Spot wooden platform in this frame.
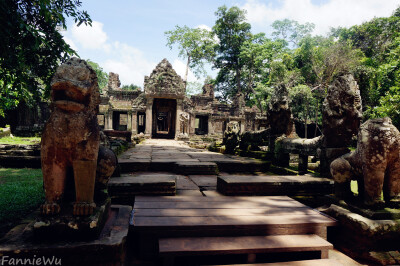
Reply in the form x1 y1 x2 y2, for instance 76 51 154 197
108 174 176 204
217 175 334 196
159 235 333 265
215 258 343 265
131 196 337 262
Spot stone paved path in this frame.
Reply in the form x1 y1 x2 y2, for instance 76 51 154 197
118 139 267 196
119 139 363 266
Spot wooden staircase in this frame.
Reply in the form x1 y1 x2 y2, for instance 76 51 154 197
130 196 338 265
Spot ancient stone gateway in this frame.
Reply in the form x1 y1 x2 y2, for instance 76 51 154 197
144 59 185 139
98 58 268 140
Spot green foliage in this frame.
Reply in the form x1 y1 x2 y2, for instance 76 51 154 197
0 168 44 226
335 11 400 120
213 5 251 99
0 136 41 145
87 60 108 92
121 84 141 91
369 86 400 129
272 19 315 46
0 0 91 117
165 25 216 80
240 34 286 112
186 81 203 96
288 84 314 121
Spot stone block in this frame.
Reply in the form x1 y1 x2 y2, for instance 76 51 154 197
0 206 131 266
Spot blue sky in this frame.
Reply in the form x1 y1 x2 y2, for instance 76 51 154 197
62 0 399 87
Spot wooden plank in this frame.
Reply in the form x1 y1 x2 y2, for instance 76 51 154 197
158 234 332 256
133 214 336 228
212 259 342 266
133 200 307 209
134 195 295 202
218 175 333 183
134 207 320 217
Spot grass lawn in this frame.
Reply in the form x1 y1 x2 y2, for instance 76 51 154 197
0 136 41 145
0 168 44 236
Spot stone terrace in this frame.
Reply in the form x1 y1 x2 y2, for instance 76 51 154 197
110 139 360 265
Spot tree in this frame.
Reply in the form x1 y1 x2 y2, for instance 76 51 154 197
0 0 91 116
370 86 400 129
272 19 315 47
87 60 108 92
121 84 141 91
185 81 203 96
165 25 216 83
239 33 286 112
213 5 251 99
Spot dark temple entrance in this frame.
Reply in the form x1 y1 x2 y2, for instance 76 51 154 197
152 98 176 139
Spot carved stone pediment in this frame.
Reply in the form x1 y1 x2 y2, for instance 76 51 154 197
144 59 185 99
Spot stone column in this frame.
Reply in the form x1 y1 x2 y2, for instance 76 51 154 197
105 111 113 130
131 111 137 135
190 114 196 135
175 99 183 138
240 119 245 133
145 98 153 137
208 117 213 135
298 154 309 175
127 111 132 132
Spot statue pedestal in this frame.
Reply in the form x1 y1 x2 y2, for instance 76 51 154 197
33 198 111 240
319 147 350 176
0 205 130 266
324 204 400 265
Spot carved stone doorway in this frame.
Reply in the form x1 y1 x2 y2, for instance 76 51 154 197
152 98 176 139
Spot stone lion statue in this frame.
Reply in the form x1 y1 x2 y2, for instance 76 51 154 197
223 121 240 154
331 117 400 208
322 74 362 147
41 58 115 216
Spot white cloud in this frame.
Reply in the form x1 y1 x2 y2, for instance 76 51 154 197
197 24 212 31
172 59 199 83
63 36 78 51
71 21 109 50
241 0 399 35
63 20 157 87
102 42 156 87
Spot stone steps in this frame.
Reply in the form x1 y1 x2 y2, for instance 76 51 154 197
118 158 270 175
108 174 176 204
217 174 334 196
131 196 337 260
214 258 342 266
0 155 41 168
158 234 333 266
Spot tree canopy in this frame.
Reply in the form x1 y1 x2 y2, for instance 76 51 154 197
87 60 108 92
165 4 400 131
0 0 91 116
165 25 216 83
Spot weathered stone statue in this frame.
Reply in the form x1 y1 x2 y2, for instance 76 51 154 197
267 83 295 137
331 117 400 208
322 74 362 147
223 121 240 154
320 74 362 175
202 83 214 98
40 58 114 217
179 112 190 135
266 84 295 154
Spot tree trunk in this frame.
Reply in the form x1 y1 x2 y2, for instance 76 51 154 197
184 55 191 90
314 101 318 138
305 100 308 139
235 67 241 94
247 64 263 114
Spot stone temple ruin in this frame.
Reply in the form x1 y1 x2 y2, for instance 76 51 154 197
3 57 400 265
98 59 267 139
